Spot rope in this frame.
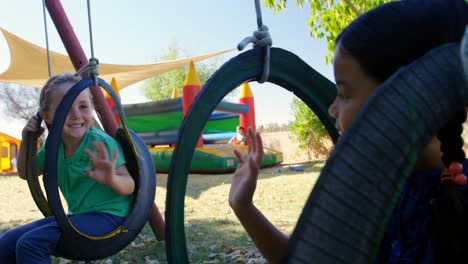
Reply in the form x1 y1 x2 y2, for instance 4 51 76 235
75 58 100 86
42 0 52 77
237 0 272 83
80 0 99 86
254 0 263 28
87 0 95 59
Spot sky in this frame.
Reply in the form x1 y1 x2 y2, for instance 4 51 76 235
0 0 334 139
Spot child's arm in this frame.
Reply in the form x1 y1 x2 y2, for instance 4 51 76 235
18 115 44 180
229 127 288 263
84 141 135 195
240 134 246 145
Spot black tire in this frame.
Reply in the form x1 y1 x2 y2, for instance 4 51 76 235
165 47 338 263
26 126 53 217
43 78 156 260
285 44 467 263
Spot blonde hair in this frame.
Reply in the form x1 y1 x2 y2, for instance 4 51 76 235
39 73 85 113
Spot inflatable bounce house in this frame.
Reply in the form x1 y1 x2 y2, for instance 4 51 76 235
0 28 282 175
0 131 20 174
122 62 283 173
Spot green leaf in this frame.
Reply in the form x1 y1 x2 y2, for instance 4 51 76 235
264 0 393 64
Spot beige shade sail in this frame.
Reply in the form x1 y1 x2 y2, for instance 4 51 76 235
0 28 233 89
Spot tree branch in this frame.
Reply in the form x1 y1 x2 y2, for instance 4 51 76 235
343 0 361 16
0 84 38 121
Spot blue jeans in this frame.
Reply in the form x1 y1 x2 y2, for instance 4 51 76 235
0 212 125 264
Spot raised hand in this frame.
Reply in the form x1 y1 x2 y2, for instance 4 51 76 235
229 127 264 210
22 115 44 138
84 141 118 188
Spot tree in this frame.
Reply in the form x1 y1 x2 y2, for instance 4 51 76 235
142 40 229 101
0 83 45 145
0 83 39 121
265 0 392 63
288 97 331 159
257 122 290 133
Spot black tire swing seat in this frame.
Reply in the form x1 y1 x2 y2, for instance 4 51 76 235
26 77 156 261
284 43 468 263
166 43 468 263
165 47 339 263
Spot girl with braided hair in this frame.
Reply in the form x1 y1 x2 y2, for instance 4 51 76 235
229 0 468 263
0 73 135 263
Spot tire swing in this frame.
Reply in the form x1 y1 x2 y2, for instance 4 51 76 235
284 43 468 263
25 125 54 217
26 77 156 260
165 45 339 263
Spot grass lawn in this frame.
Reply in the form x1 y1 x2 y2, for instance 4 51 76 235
0 161 323 263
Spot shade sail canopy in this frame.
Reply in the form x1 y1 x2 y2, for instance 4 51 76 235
0 28 233 89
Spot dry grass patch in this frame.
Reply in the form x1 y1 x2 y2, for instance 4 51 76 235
0 161 323 263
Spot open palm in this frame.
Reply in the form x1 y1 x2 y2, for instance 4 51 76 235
84 141 118 187
229 127 264 210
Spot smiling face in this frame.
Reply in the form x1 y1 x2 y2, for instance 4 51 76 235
42 81 94 144
328 43 381 135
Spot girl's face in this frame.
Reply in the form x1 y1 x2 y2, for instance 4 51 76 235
328 44 381 135
43 82 94 142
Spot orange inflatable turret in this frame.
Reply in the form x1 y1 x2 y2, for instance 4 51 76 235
239 82 256 133
105 77 121 125
182 61 203 147
171 87 180 99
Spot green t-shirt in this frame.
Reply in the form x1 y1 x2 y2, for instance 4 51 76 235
38 128 133 217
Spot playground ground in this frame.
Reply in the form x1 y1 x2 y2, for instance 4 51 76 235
0 132 326 263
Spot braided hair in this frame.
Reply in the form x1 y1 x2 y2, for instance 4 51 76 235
335 0 468 262
39 73 87 128
39 73 81 114
434 110 467 262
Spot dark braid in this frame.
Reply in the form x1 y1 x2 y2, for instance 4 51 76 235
335 0 468 262
434 110 468 263
438 111 467 166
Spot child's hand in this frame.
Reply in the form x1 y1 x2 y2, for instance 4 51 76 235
84 141 118 188
229 127 264 211
22 115 44 138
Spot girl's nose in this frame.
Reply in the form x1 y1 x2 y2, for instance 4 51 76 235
328 98 338 118
68 107 79 119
